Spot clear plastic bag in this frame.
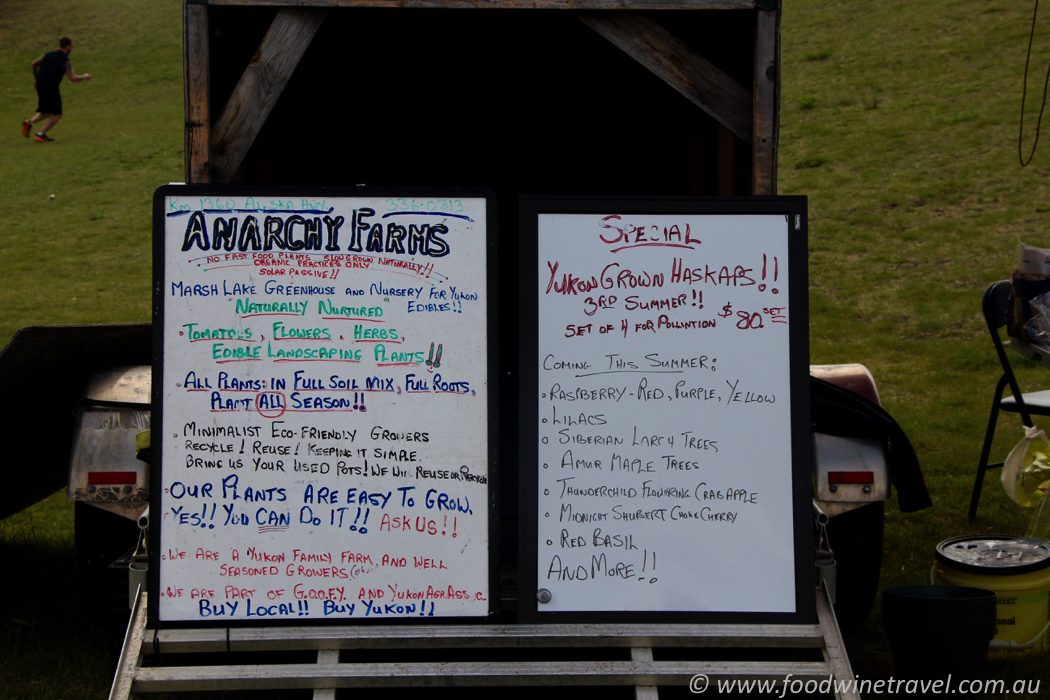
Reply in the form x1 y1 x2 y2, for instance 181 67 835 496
1011 241 1050 339
1025 291 1050 353
1001 426 1050 539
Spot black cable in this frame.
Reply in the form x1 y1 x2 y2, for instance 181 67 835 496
1020 0 1050 166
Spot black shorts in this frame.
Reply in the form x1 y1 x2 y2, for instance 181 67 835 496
36 83 62 115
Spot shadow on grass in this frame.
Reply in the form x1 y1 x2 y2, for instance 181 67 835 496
0 538 117 699
843 610 1049 700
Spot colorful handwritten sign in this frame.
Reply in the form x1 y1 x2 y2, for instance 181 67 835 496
150 187 494 625
520 197 812 621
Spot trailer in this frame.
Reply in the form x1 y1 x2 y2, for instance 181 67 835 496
0 4 930 691
21 0 782 613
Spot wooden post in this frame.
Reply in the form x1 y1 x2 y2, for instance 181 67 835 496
184 1 210 184
752 6 780 195
630 647 660 700
313 650 340 700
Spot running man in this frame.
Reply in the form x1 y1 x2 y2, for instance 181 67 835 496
22 37 92 143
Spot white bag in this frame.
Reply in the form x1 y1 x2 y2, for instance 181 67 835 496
1002 425 1050 508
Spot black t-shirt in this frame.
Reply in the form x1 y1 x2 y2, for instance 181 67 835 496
35 50 68 87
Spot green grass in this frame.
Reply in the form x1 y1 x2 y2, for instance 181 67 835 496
780 0 1050 691
3 0 1050 697
780 0 1050 535
0 493 121 697
0 0 182 344
0 1 182 697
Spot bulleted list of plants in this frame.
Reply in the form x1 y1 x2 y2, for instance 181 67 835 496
152 187 493 624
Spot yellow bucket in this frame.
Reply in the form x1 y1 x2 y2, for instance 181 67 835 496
933 536 1050 653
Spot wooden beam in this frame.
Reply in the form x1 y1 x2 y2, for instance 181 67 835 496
108 591 148 700
209 8 326 182
184 1 211 184
752 7 779 194
630 648 660 700
150 622 826 651
580 13 752 142
817 587 861 700
132 660 833 692
313 649 340 700
203 1 758 10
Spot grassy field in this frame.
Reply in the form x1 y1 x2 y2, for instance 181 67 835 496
780 1 1050 581
3 0 1050 697
0 1 182 697
0 0 182 342
778 0 1050 692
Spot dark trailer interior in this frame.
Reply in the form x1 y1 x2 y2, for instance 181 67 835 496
186 0 783 614
190 2 780 196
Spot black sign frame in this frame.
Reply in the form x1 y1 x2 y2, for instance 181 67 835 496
149 184 500 628
517 195 813 624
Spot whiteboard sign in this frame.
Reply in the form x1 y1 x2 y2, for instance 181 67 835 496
150 186 495 625
519 196 812 622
